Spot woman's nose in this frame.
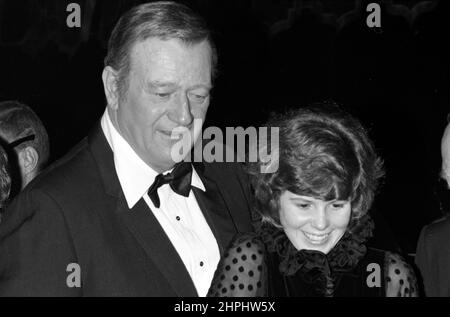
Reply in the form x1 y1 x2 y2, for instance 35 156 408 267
311 208 329 230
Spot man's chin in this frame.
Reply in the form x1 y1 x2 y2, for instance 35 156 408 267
153 149 190 169
160 140 194 163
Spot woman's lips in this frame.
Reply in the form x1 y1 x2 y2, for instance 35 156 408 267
302 231 330 245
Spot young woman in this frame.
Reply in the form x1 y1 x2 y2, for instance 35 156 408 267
208 104 418 297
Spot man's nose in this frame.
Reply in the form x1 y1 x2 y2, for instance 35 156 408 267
311 208 329 231
168 93 193 127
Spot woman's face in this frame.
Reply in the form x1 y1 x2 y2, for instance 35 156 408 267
279 191 352 254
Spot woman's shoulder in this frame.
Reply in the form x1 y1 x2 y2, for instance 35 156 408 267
382 250 419 297
224 232 267 265
228 232 266 249
208 232 267 297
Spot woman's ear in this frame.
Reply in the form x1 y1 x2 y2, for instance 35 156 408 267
102 66 120 110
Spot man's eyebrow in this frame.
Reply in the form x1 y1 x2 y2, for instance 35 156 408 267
189 84 213 90
147 82 213 90
147 81 179 90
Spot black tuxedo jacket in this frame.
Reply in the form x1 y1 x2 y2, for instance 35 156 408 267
0 124 253 296
415 217 450 297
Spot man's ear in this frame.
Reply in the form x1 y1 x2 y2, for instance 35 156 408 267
18 146 39 175
102 66 120 110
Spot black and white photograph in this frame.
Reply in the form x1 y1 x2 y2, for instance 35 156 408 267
0 0 449 302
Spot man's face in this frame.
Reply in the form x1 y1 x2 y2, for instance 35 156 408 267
109 38 212 172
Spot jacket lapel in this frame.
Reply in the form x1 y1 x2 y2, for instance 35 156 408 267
117 196 198 297
192 185 236 255
88 122 197 296
193 163 243 255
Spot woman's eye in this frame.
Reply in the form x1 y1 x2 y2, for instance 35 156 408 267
331 203 345 209
297 204 311 209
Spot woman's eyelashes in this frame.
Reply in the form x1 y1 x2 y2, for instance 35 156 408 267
294 201 348 211
295 202 312 210
331 202 346 209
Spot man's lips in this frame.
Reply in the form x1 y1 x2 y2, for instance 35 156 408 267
157 129 185 139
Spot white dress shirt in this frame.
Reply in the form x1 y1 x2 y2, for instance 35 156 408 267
101 109 220 297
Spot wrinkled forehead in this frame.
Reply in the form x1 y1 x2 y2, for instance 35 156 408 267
130 37 212 70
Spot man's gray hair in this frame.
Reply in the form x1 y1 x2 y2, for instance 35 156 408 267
104 1 217 99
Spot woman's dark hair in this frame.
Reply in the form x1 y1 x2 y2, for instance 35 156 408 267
248 102 384 227
0 144 11 211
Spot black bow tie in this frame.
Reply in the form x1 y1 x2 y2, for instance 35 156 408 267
147 162 193 208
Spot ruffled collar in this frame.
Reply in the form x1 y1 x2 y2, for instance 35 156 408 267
255 214 374 296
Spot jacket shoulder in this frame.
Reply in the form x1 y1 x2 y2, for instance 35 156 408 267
25 139 101 196
420 217 450 243
1 137 102 233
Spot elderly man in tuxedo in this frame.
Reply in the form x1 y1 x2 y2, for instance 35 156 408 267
0 2 252 296
415 122 450 296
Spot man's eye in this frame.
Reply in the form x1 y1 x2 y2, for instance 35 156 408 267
331 203 345 209
188 93 208 103
296 204 311 209
154 92 171 98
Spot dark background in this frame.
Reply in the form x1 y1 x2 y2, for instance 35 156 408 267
0 0 449 254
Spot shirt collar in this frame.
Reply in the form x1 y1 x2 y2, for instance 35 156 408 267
101 109 205 209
